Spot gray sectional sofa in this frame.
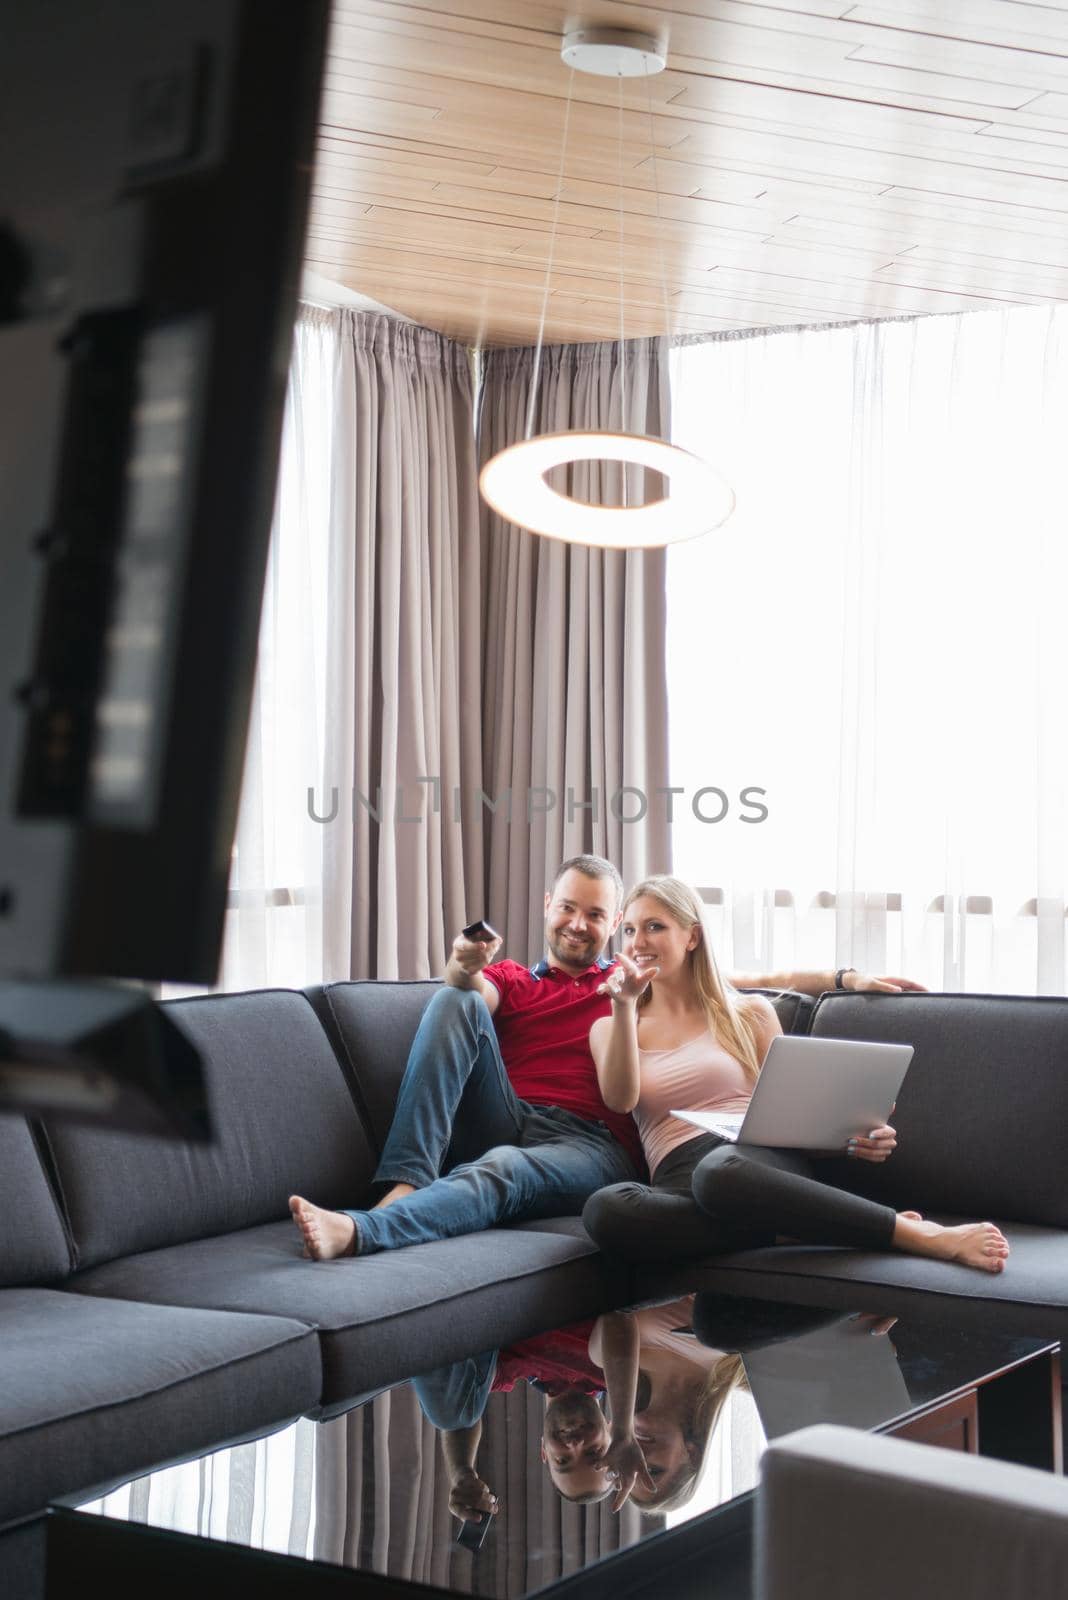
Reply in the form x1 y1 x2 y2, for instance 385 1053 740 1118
1 980 630 1539
3 978 1067 1554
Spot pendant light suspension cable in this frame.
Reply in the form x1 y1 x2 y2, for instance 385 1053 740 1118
617 69 628 478
524 66 576 443
642 56 676 348
479 26 735 550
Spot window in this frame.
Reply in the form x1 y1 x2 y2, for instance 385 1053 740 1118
667 307 1068 992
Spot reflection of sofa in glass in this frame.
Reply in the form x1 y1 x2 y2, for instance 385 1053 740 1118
755 1424 1068 1600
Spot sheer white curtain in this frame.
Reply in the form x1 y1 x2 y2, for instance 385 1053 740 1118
668 305 1068 994
215 309 336 992
202 305 483 995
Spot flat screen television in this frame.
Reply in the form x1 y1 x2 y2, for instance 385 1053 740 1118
0 0 329 985
0 0 329 1128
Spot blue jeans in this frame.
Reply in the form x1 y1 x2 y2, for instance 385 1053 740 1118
413 1350 499 1432
341 987 635 1254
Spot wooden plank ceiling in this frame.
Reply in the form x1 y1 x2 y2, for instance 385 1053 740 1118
305 0 1068 346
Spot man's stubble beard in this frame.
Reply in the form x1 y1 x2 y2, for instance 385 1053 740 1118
545 928 603 973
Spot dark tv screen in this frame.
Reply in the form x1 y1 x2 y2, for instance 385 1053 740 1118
0 0 329 985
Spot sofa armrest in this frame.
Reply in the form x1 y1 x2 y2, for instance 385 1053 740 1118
755 1424 1068 1600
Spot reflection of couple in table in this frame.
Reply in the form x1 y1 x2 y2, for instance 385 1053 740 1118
415 1294 906 1532
417 1317 627 1524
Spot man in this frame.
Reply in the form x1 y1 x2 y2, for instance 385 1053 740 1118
290 853 921 1259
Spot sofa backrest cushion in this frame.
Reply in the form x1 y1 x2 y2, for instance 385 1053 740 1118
0 1116 73 1285
44 989 377 1270
308 981 439 1153
309 980 814 1157
747 989 816 1037
810 992 1068 1227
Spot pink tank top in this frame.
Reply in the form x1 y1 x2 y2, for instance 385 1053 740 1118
635 1029 752 1178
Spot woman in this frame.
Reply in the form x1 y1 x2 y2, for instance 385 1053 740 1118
590 1296 746 1515
582 876 1009 1273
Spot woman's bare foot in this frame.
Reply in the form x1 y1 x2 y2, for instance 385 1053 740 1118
374 1182 416 1210
893 1213 1009 1273
899 1210 923 1222
289 1195 357 1260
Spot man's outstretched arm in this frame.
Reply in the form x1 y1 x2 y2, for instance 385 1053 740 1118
443 931 502 1013
441 1421 499 1525
730 968 927 996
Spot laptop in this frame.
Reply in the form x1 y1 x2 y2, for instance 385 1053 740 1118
671 1034 914 1150
741 1313 914 1438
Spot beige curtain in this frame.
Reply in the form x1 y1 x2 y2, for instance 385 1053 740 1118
312 1381 650 1592
479 337 672 959
216 316 671 992
322 310 485 979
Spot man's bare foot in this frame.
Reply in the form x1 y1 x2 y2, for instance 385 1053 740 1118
894 1214 1009 1273
289 1195 357 1260
373 1182 416 1210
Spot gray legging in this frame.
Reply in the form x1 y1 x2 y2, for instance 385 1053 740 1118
582 1132 898 1264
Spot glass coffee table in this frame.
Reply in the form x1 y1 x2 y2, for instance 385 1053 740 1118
45 1289 1062 1600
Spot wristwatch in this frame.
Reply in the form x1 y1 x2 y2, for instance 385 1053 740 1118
834 966 856 990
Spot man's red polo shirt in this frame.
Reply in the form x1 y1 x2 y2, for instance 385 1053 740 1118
492 1318 603 1396
483 957 643 1170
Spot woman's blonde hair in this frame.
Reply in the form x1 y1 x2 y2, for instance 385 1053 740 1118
623 875 763 1082
637 1355 748 1515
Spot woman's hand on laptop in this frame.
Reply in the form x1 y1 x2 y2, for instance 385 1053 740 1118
846 1124 897 1162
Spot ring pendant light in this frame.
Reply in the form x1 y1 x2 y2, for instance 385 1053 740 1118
478 27 735 550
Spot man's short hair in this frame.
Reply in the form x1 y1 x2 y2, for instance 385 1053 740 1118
551 854 624 911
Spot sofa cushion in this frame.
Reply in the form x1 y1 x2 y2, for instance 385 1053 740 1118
0 1288 320 1527
633 1220 1068 1344
0 1117 72 1286
69 1216 629 1412
307 980 439 1152
308 981 813 1157
808 992 1068 1228
44 989 377 1270
748 989 817 1037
